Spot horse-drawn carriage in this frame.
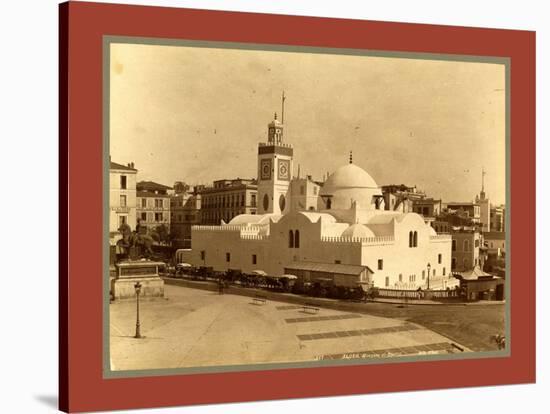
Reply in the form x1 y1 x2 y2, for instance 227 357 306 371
217 269 297 291
174 262 193 277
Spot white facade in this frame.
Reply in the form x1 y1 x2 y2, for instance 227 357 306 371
289 177 321 212
182 123 454 290
109 161 137 244
185 208 453 290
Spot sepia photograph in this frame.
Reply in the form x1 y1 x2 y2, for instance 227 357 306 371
106 38 508 374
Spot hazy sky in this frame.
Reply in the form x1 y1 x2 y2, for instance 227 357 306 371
110 42 506 204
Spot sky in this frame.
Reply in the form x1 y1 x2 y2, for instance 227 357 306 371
110 42 506 205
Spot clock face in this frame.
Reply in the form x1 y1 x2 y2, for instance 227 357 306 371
277 159 290 181
260 159 272 180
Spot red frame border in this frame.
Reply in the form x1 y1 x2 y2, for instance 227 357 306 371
59 1 536 412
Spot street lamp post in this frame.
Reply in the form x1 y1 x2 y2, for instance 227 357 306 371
134 282 142 339
427 263 431 290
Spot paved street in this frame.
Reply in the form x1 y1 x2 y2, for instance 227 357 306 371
110 285 468 371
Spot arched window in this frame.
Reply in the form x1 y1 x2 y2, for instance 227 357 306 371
279 194 286 212
263 194 269 211
464 239 470 252
294 230 300 248
409 231 413 248
289 230 294 248
326 198 332 209
413 231 418 247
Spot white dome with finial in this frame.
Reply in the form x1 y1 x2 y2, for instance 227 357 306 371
319 162 381 211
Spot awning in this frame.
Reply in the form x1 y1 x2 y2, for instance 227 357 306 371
453 266 493 280
284 261 373 275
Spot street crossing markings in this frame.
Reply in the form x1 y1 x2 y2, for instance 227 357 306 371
285 313 362 324
297 323 420 341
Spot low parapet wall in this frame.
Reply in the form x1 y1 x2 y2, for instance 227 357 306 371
321 235 395 245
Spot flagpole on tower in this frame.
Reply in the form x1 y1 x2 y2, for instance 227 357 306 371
281 91 286 124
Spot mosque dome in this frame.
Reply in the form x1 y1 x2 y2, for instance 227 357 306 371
324 164 379 190
319 163 382 211
341 223 376 238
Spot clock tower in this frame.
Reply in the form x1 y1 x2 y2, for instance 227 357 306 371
257 113 293 215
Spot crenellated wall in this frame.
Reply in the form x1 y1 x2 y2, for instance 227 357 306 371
183 210 452 290
320 235 395 245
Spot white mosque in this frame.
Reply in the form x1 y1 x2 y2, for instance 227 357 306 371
179 114 454 290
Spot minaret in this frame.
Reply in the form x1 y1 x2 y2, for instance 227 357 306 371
480 167 487 200
477 167 490 231
257 104 293 215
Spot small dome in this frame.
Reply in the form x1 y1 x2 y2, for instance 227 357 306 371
341 223 375 238
269 113 283 127
227 213 281 225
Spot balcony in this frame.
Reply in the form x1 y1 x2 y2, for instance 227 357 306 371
112 206 130 213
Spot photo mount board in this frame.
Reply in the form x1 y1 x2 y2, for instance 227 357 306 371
59 1 535 412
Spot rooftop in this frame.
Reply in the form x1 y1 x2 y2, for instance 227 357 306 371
137 181 173 191
453 266 502 282
284 261 373 275
110 161 137 172
137 191 170 198
446 202 480 207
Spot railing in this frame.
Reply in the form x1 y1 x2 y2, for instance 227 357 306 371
258 142 293 148
428 289 460 298
192 224 263 232
240 234 267 240
192 225 238 231
321 235 395 245
240 228 263 236
377 288 459 299
137 206 168 212
111 206 130 213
